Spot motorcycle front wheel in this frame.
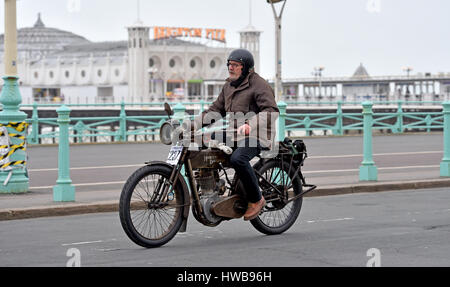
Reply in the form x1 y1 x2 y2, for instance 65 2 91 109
119 164 185 248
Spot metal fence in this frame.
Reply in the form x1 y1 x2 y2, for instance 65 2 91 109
21 100 445 144
18 100 450 201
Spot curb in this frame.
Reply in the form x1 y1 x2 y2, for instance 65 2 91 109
306 178 450 197
0 201 118 221
1 179 450 221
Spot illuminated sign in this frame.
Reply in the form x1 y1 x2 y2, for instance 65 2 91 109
152 26 226 43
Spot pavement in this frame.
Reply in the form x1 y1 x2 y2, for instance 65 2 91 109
1 133 450 221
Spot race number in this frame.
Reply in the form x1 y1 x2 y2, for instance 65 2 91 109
166 146 183 165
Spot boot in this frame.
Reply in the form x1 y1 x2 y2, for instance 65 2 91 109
243 197 266 221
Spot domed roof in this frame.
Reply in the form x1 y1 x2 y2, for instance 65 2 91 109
0 13 91 59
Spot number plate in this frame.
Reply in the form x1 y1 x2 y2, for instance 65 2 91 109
166 146 183 165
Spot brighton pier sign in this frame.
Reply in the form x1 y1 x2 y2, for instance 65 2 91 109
152 26 226 43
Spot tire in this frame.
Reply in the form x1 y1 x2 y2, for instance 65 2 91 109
119 164 185 248
250 160 303 235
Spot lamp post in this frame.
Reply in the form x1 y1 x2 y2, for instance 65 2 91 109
267 0 287 102
148 67 158 102
0 0 29 193
402 66 413 78
312 66 325 102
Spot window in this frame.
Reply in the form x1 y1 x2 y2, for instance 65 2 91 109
49 71 54 78
115 69 120 77
97 69 102 77
149 58 154 67
188 82 201 96
169 59 175 68
210 59 215 69
34 72 38 79
97 87 114 103
65 71 70 78
81 70 86 77
190 59 196 68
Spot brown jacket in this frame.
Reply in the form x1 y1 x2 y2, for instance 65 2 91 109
194 71 279 147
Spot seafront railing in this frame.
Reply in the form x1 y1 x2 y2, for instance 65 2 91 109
16 100 446 144
7 99 450 201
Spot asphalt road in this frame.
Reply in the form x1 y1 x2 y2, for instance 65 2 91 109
26 133 444 193
1 187 449 267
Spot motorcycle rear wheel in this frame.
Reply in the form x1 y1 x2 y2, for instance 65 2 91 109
251 160 303 235
119 164 185 248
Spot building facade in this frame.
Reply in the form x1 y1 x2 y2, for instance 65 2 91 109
0 14 261 104
282 63 450 103
1 15 450 104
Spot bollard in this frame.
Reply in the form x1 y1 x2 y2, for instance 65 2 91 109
440 102 450 177
277 101 287 142
359 101 378 181
53 105 75 201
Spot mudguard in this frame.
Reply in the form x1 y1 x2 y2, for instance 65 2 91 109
144 161 191 232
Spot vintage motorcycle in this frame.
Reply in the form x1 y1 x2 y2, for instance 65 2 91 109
119 103 316 248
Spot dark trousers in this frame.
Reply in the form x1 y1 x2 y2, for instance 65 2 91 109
229 139 262 203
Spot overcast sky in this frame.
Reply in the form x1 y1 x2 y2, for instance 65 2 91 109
1 0 450 79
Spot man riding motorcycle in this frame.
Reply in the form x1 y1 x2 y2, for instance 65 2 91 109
193 48 279 220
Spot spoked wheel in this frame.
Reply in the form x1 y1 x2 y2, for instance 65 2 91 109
251 160 303 235
119 165 185 248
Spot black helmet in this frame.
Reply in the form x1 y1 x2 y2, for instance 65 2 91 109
227 48 254 71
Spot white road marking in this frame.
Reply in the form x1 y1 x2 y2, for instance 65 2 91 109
61 238 117 246
28 165 439 190
304 217 355 224
309 150 441 159
29 164 142 172
303 164 439 174
29 181 126 189
26 151 442 173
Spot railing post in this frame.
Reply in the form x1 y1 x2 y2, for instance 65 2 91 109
393 100 404 133
199 100 205 115
53 105 75 201
29 101 39 144
173 102 186 122
333 100 344 136
0 77 29 193
440 102 450 177
277 101 287 142
359 101 378 181
118 101 127 142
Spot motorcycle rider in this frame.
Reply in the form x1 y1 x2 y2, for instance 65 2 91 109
193 48 279 221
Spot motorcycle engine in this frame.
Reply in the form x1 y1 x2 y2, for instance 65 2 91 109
195 169 226 225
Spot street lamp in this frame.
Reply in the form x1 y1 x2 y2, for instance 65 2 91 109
148 67 158 102
267 0 287 102
0 0 29 194
402 66 413 78
312 66 325 101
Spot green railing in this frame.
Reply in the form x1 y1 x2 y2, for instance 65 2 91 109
20 100 446 145
283 101 444 136
20 100 450 202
